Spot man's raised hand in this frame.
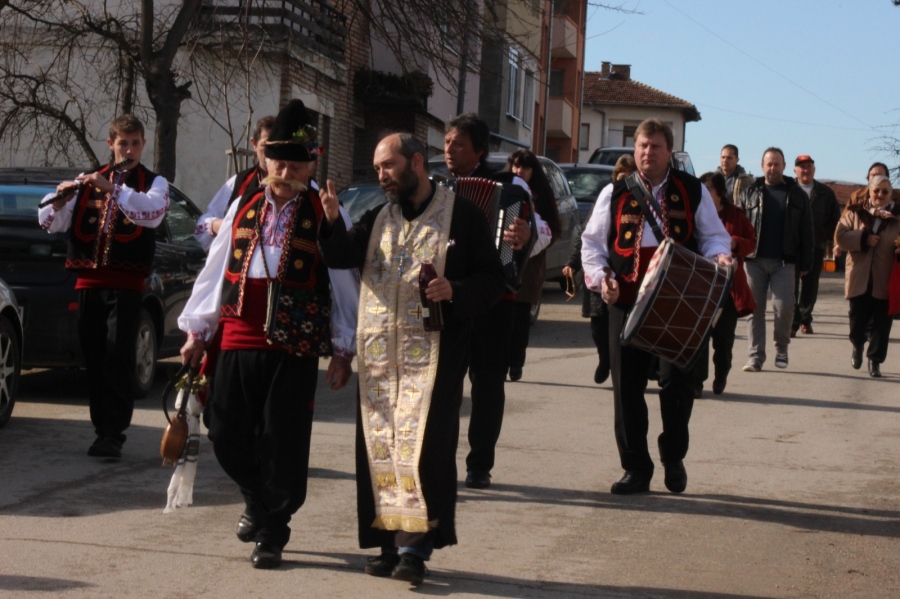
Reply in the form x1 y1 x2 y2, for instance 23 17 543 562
320 179 341 224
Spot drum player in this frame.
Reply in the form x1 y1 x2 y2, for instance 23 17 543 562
581 119 733 495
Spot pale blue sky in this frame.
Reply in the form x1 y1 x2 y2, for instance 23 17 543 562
584 0 900 183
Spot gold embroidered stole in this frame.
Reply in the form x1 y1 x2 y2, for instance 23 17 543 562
357 186 454 532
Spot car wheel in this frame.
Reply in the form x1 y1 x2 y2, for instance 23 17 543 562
134 309 157 399
529 296 541 325
0 315 21 429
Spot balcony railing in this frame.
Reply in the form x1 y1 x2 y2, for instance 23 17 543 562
196 0 347 62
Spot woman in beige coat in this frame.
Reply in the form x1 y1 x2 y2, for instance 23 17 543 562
835 175 900 377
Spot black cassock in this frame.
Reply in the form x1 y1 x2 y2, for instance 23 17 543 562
319 185 504 549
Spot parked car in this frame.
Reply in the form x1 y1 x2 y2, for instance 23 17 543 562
0 277 23 429
587 146 695 176
0 167 207 397
336 180 385 224
557 163 615 225
587 146 633 167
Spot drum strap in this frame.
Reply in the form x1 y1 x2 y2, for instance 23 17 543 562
625 172 666 244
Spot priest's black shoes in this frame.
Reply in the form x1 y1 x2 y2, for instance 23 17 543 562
610 471 650 494
662 460 688 494
868 360 882 378
851 345 863 370
465 470 491 489
365 551 400 577
236 513 259 543
250 543 282 569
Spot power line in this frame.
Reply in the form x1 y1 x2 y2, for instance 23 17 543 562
697 103 876 133
660 0 878 132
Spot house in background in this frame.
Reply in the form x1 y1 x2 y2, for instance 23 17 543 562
578 62 700 163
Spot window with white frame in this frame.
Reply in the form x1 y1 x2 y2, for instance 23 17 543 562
507 48 520 119
523 70 534 129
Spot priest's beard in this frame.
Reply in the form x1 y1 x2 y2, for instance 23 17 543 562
382 163 420 205
262 175 308 196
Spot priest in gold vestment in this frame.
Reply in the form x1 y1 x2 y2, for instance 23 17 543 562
319 133 506 585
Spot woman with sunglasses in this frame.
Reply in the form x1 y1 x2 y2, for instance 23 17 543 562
835 175 900 378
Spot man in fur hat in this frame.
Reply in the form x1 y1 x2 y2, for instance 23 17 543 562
178 99 359 569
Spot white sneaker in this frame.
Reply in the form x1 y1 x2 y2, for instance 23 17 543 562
742 360 761 372
774 352 788 369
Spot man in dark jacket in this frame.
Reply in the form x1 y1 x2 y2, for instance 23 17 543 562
737 147 814 372
717 144 754 203
791 155 840 336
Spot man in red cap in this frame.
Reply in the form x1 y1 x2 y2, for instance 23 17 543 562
791 155 840 336
178 99 359 570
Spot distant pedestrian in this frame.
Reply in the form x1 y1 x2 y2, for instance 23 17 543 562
507 149 561 383
691 172 757 396
565 154 637 385
737 147 813 372
791 155 840 336
194 115 275 251
716 144 754 203
834 175 900 378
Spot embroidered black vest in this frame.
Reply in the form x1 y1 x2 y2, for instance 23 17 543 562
228 164 264 205
220 188 333 356
608 169 702 282
66 163 159 275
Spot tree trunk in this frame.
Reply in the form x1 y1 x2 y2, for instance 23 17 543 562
145 66 190 182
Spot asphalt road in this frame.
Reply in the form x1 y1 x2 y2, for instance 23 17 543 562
1 273 898 598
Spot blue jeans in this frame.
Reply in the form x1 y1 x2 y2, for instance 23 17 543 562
744 258 796 365
383 540 434 561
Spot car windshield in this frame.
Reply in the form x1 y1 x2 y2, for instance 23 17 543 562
590 150 631 166
338 184 387 223
565 170 613 203
0 185 55 218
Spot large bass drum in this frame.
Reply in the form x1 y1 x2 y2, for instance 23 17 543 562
621 238 733 370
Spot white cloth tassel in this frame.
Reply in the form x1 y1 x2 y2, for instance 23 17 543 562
163 389 203 513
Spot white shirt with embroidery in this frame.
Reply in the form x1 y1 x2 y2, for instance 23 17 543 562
38 171 170 232
177 185 358 358
581 172 731 292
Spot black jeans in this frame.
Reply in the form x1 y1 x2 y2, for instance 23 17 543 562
208 349 318 549
466 300 515 474
609 304 694 475
692 297 739 387
77 288 141 442
793 246 826 328
848 293 893 364
508 301 532 370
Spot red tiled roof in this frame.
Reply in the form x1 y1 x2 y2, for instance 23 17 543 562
583 71 700 122
822 181 864 208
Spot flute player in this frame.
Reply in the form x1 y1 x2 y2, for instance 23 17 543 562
38 114 170 460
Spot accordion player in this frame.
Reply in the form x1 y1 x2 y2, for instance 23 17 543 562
435 172 536 292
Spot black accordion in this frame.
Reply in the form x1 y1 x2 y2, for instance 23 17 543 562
439 173 535 292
